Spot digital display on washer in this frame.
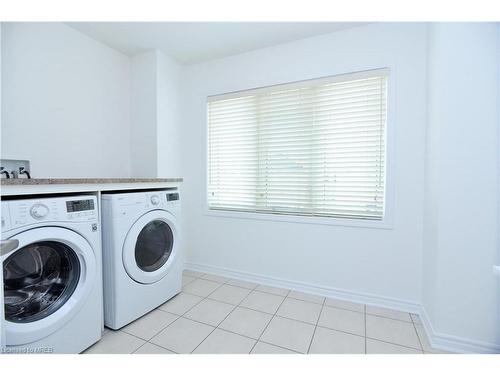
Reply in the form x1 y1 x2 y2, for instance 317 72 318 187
66 199 95 212
167 193 179 201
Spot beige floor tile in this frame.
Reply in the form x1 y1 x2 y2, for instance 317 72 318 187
366 314 421 349
183 269 204 278
366 305 412 322
193 329 256 354
251 341 297 354
255 284 289 296
182 275 196 286
84 330 145 354
121 309 178 340
240 290 285 314
325 297 365 313
184 299 235 326
134 342 176 354
227 278 259 290
150 317 213 353
309 326 365 354
219 307 273 339
260 316 315 353
318 306 365 336
209 284 251 305
276 298 322 324
182 278 222 297
201 273 230 283
288 290 325 304
158 292 203 315
366 338 423 354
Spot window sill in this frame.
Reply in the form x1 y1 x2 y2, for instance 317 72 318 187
204 208 393 229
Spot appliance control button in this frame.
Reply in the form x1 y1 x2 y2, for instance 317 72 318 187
30 204 49 219
150 195 160 205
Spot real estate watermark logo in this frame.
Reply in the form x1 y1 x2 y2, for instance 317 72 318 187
1 346 54 354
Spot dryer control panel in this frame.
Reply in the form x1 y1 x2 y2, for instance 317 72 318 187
113 189 180 210
1 195 98 231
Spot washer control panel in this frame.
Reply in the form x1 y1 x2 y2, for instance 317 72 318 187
2 195 98 231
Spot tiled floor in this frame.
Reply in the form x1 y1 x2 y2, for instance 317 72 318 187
84 270 449 354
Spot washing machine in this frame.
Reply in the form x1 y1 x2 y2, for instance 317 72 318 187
1 195 103 354
101 189 182 330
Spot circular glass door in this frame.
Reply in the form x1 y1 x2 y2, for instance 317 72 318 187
135 220 173 272
2 227 96 346
123 210 178 284
3 241 81 323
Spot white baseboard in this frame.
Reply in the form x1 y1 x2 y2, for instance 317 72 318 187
418 307 500 354
185 261 500 354
185 261 420 313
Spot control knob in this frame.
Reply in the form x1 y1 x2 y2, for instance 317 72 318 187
30 204 49 219
150 195 160 205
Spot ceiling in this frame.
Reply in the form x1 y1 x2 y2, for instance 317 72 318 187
67 22 366 64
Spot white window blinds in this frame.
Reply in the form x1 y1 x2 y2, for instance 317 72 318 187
207 69 388 220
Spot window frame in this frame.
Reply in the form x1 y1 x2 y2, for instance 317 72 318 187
205 68 396 230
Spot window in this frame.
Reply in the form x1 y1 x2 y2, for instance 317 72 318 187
207 69 388 221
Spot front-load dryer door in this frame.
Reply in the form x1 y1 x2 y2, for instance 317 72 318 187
2 227 96 346
122 210 178 284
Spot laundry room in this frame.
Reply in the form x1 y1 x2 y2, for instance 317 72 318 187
0 1 499 374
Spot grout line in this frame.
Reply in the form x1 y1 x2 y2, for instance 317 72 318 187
146 277 229 350
412 321 425 352
410 313 423 326
314 324 366 340
285 295 325 306
248 289 291 353
189 285 243 353
131 340 149 354
254 286 290 297
366 337 424 353
365 335 424 352
306 294 326 353
183 276 240 353
365 312 414 323
226 280 260 291
121 313 183 342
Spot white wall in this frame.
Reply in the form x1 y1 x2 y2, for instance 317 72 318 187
130 50 158 177
131 49 182 177
1 23 132 178
157 50 182 177
181 23 428 304
423 23 499 350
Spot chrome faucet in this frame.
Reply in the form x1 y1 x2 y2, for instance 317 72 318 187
0 167 10 178
19 167 31 179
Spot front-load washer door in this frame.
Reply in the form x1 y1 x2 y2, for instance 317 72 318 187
122 210 178 284
2 227 96 346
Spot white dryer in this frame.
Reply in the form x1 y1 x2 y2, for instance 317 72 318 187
1 195 103 354
101 189 182 329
